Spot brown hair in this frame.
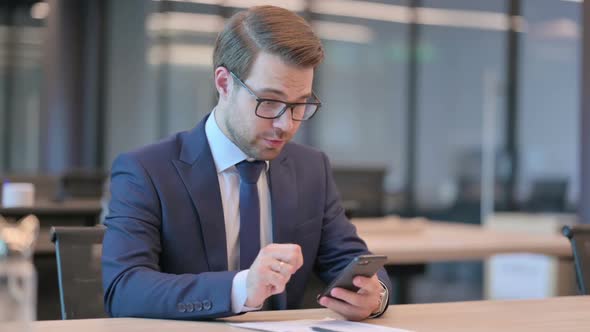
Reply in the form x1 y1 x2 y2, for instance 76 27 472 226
213 5 324 80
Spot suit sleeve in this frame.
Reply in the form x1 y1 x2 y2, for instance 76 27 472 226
102 153 238 320
314 152 392 312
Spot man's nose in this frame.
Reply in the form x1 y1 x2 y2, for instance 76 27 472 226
273 107 294 132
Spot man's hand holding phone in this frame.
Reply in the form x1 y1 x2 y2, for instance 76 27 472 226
317 255 388 321
318 274 384 321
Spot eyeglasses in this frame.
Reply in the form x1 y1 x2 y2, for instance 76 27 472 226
230 71 322 121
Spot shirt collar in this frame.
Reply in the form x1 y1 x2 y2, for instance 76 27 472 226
205 109 270 174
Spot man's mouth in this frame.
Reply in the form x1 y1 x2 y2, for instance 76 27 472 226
263 138 285 148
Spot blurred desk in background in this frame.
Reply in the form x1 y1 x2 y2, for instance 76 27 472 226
352 217 573 303
484 213 577 300
353 217 571 264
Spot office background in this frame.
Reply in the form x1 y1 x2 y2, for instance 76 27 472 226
0 0 585 319
0 0 581 218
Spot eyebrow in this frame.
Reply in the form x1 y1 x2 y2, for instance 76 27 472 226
255 87 313 101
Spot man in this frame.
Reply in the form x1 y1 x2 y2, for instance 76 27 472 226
102 5 391 321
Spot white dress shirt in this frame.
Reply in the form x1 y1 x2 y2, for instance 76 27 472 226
204 109 273 313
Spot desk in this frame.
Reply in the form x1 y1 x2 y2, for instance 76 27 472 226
18 296 590 332
352 218 573 303
353 218 572 264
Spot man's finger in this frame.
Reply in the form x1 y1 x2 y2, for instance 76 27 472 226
270 260 296 278
266 269 288 284
270 251 303 269
264 270 289 292
318 296 367 321
329 288 367 308
263 244 303 268
353 276 381 293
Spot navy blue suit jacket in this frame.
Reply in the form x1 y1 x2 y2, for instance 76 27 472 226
102 115 391 319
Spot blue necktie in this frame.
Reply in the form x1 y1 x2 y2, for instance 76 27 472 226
236 160 266 270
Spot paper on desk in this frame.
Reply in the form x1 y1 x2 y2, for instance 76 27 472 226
230 317 413 332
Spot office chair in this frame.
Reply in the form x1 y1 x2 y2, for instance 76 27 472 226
526 179 568 212
332 167 386 217
51 225 107 319
56 169 106 201
562 225 590 295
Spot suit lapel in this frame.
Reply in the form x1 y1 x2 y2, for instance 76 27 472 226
268 150 298 310
269 151 298 246
173 116 228 272
171 116 301 286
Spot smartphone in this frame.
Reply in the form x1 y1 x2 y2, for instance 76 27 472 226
316 254 387 300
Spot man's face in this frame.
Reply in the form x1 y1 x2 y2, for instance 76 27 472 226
218 52 314 160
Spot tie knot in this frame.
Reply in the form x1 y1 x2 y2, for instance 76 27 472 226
235 160 266 184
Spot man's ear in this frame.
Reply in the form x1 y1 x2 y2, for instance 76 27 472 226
214 66 233 101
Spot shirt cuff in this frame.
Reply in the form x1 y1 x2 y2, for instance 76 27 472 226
368 280 389 318
231 269 263 313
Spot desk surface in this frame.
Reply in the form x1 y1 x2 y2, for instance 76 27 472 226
0 199 103 215
20 296 590 332
353 218 572 264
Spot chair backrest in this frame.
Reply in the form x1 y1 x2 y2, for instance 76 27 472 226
57 169 106 200
562 225 590 295
332 167 386 217
527 178 568 212
51 225 107 319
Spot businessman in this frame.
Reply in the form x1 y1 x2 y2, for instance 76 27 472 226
102 5 392 321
